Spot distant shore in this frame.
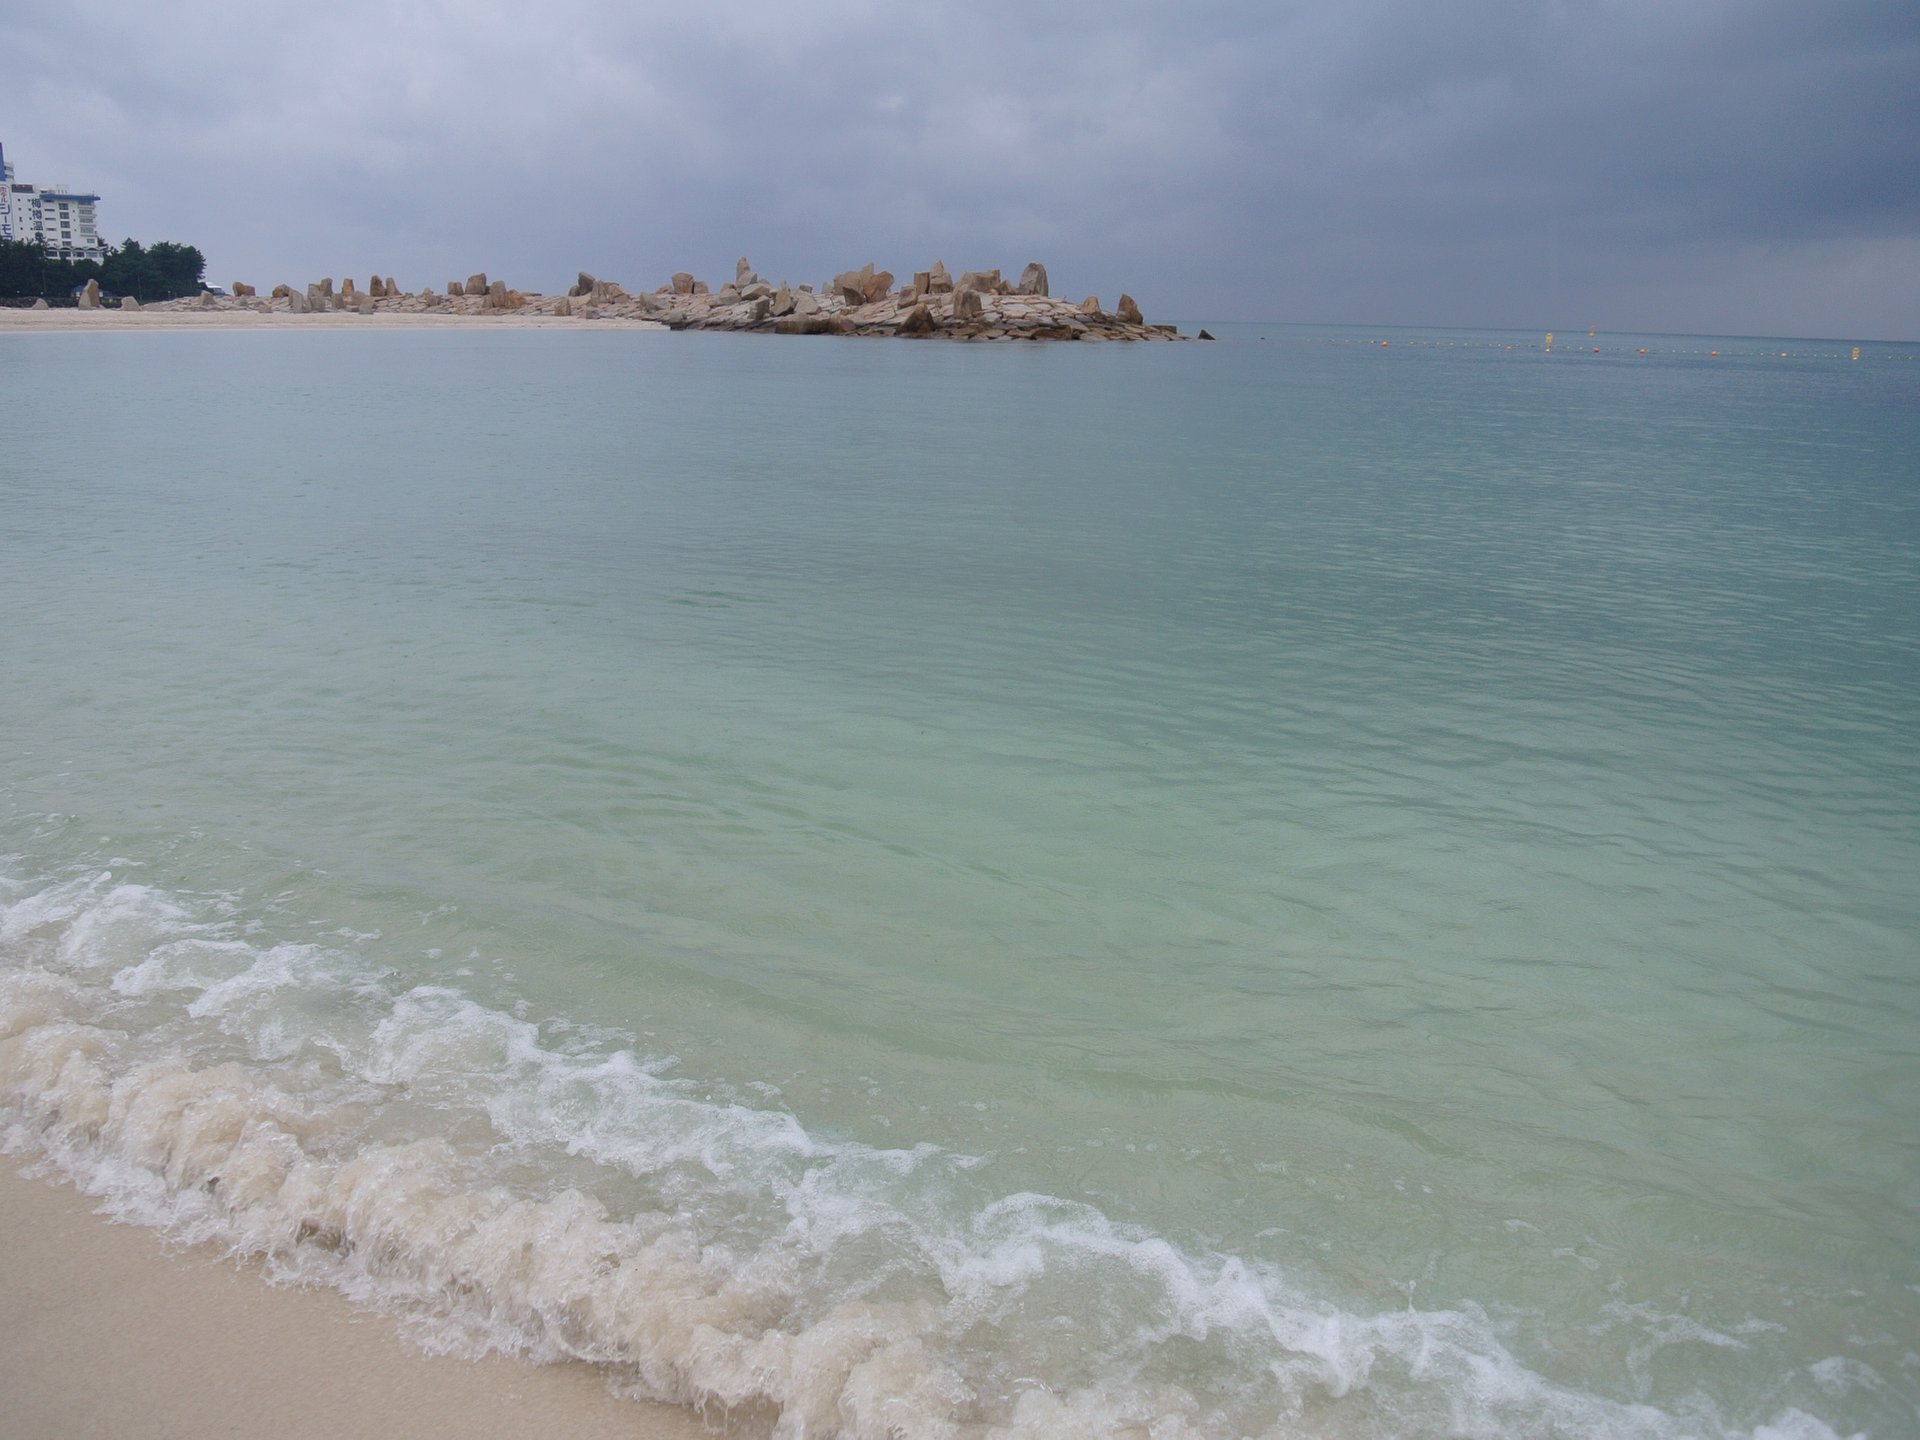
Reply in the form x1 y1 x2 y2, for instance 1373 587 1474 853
9 256 1187 341
0 1163 724 1440
0 307 666 332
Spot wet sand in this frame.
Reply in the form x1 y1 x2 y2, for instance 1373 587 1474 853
0 1164 732 1440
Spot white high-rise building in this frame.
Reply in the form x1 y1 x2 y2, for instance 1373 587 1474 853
1 140 107 263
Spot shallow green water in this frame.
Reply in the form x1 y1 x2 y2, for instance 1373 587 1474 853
2 325 1916 1437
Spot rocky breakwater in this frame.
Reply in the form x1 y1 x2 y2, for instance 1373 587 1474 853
654 256 1181 342
141 258 1175 342
145 270 674 324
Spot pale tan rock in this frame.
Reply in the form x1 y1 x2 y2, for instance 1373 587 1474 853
271 284 291 299
1080 295 1100 314
671 272 695 295
898 304 937 336
862 270 895 303
1117 293 1143 324
1016 262 1048 297
448 280 464 297
320 278 334 297
571 271 596 298
355 294 375 315
79 278 101 309
466 273 488 296
385 278 397 297
288 289 310 313
368 276 384 298
831 263 875 304
928 260 952 294
953 287 983 321
555 296 573 317
691 280 708 295
120 296 141 310
770 283 795 316
231 281 256 298
792 290 821 318
736 256 752 282
31 296 49 309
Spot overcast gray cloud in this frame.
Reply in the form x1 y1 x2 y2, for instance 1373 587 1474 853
4 0 1916 335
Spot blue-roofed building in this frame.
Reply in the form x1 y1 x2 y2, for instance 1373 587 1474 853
1 140 107 263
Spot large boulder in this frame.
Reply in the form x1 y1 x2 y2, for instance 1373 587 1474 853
898 304 937 336
232 281 256 298
952 287 983 322
319 278 334 297
289 288 310 313
955 268 1003 295
554 296 573 317
447 280 464 297
120 296 141 311
1116 293 1143 324
927 260 952 294
385 277 397 298
1080 295 1101 314
670 271 695 295
367 276 384 298
31 297 49 309
571 271 597 298
79 278 101 309
792 289 821 318
271 284 291 299
736 256 753 282
861 270 895 303
341 277 357 297
465 273 489 296
770 283 795 317
355 294 375 315
831 263 875 304
1016 262 1048 297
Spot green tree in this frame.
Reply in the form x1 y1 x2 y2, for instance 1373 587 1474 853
0 234 207 301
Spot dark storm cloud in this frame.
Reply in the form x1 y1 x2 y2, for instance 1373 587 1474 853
3 0 1915 334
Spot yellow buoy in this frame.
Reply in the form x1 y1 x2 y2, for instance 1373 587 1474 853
1852 346 1861 361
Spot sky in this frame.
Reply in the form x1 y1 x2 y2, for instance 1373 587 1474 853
3 0 1917 337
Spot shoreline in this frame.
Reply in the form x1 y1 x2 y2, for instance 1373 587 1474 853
0 1162 735 1440
0 308 668 332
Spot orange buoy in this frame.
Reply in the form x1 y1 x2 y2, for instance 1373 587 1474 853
1710 350 1719 356
1637 348 1647 355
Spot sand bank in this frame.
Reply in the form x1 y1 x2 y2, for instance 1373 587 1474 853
0 1163 733 1440
0 308 666 333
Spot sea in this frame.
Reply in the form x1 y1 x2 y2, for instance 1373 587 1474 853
2 322 1916 1438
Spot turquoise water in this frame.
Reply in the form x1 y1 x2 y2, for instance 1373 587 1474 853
2 324 1916 1437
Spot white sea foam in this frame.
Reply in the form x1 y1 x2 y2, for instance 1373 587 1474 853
0 869 1863 1439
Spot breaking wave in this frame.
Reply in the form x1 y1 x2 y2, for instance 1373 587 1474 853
0 867 1859 1439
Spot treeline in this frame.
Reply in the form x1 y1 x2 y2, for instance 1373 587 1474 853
0 237 207 302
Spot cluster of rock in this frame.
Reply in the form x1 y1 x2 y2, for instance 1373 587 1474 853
137 258 1179 341
645 257 1179 341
